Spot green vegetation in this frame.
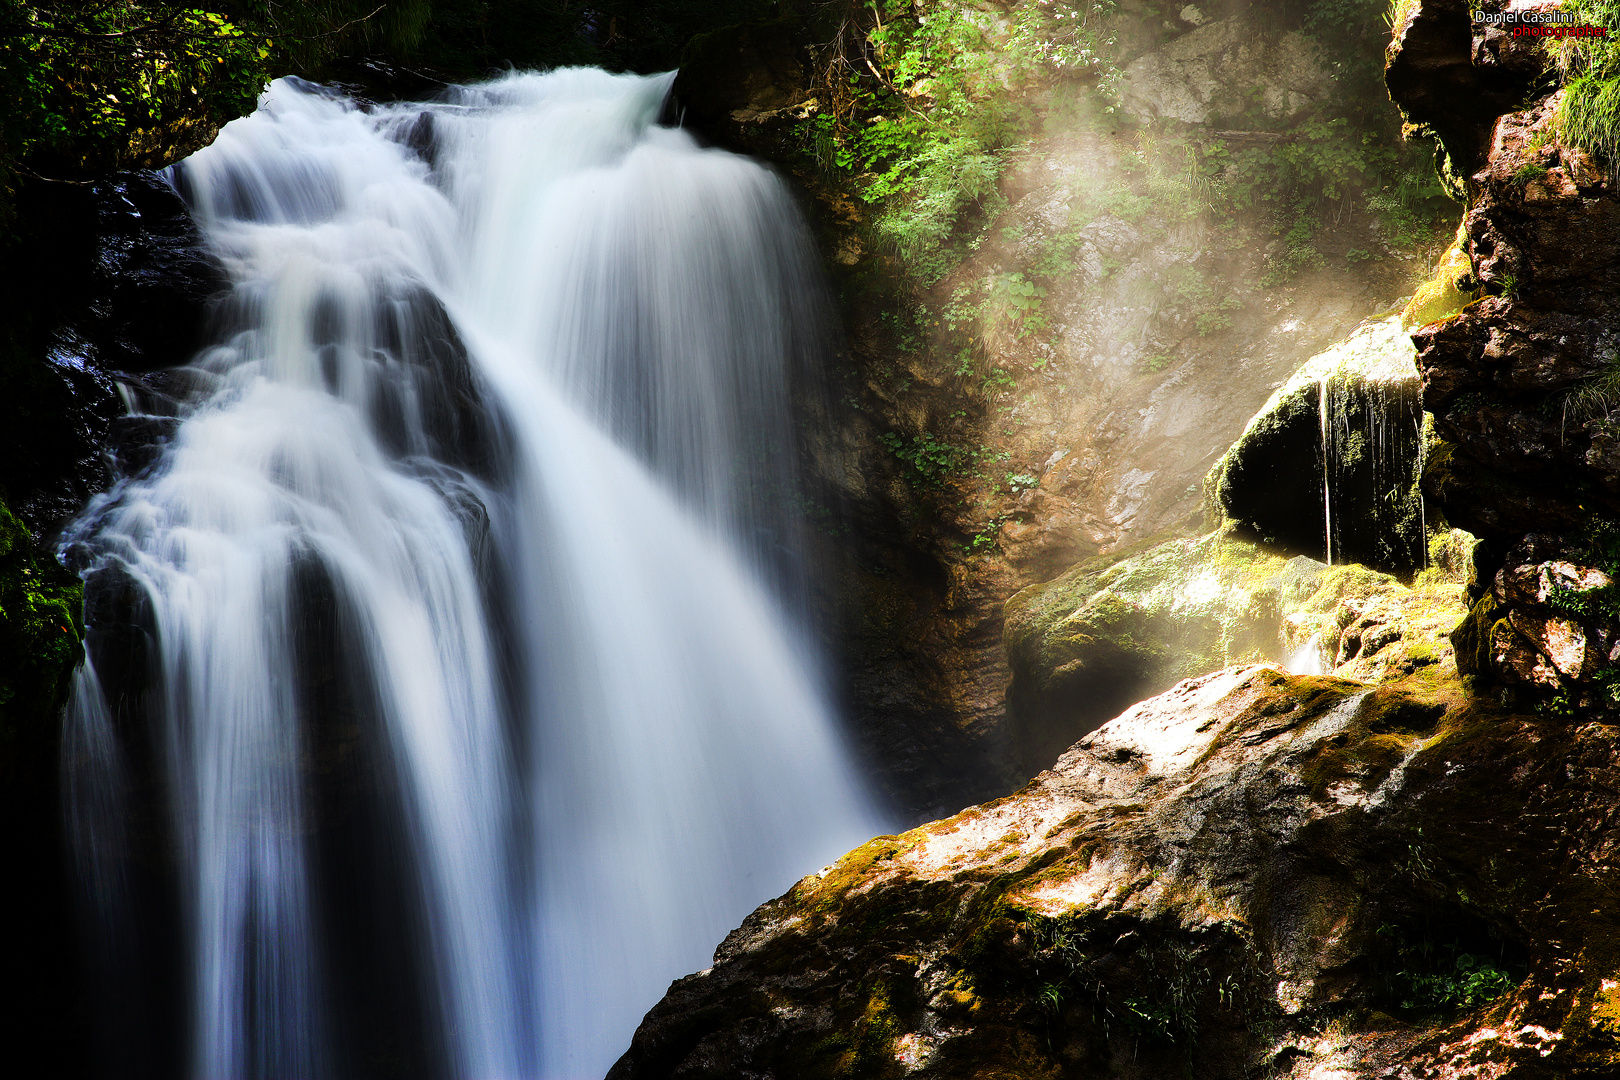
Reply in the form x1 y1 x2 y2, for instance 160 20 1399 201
1552 0 1620 166
1511 161 1551 187
1401 228 1479 329
878 429 1008 491
1558 343 1620 425
810 0 1449 315
0 497 82 764
1376 922 1520 1015
807 0 1119 284
1544 518 1620 622
0 1 280 187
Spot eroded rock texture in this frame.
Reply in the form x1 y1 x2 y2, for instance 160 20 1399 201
1387 0 1620 713
611 664 1620 1079
673 1 1431 815
0 170 225 535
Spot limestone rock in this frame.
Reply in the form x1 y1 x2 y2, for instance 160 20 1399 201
612 664 1620 1079
1004 530 1467 775
1120 18 1329 126
1211 315 1428 573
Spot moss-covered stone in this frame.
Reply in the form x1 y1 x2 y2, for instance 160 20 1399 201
1002 529 1469 774
1402 225 1481 331
1211 314 1428 573
611 661 1620 1080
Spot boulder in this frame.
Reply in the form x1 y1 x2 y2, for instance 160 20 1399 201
612 662 1620 1079
1004 529 1468 773
1212 314 1428 574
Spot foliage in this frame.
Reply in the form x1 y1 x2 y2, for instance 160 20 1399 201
1544 517 1620 622
810 0 1117 284
1551 0 1620 167
0 1 281 181
1511 161 1551 187
1558 344 1620 426
992 271 1047 338
1376 923 1518 1014
0 496 82 754
878 429 971 489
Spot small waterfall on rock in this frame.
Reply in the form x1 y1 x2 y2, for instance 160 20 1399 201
1284 632 1328 676
62 71 881 1080
1314 364 1427 571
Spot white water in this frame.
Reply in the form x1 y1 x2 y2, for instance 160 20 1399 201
1284 633 1328 677
64 71 882 1080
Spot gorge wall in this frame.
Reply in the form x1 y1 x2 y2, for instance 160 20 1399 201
607 0 1620 1077
670 0 1457 816
8 0 1620 1076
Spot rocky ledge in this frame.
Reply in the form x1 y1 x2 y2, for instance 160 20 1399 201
1388 0 1620 714
612 662 1620 1079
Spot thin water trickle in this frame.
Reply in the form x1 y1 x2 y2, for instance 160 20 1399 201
63 70 883 1080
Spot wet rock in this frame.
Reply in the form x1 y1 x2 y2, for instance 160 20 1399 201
1005 529 1469 773
1385 0 1620 709
87 170 228 374
613 663 1620 1079
1212 315 1428 573
0 170 224 537
666 18 815 157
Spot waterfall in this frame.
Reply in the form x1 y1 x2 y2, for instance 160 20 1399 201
1305 316 1428 573
62 70 882 1080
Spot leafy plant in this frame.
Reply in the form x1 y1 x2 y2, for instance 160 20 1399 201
1550 0 1620 168
993 271 1048 339
1376 923 1519 1014
808 0 1118 283
1510 162 1551 188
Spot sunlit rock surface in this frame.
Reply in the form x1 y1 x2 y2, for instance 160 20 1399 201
1003 529 1469 773
1385 0 1620 713
613 663 1620 1079
1120 16 1329 125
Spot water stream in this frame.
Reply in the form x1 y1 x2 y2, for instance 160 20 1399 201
63 70 882 1080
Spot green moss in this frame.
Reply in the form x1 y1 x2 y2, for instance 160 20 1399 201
1401 231 1479 331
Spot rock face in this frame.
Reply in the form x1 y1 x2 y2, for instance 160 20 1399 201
1120 17 1329 125
612 662 1620 1079
1212 314 1428 574
1384 0 1551 189
671 3 1436 818
0 170 226 536
1386 0 1620 712
1004 530 1469 774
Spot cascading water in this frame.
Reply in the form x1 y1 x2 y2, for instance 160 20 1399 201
62 70 882 1080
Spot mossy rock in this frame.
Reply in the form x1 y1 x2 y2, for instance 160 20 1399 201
613 660 1620 1080
1004 529 1471 774
1402 226 1480 331
1211 314 1427 574
1004 531 1317 771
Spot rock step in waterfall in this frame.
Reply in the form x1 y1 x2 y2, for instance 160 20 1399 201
63 70 883 1080
1212 312 1431 575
